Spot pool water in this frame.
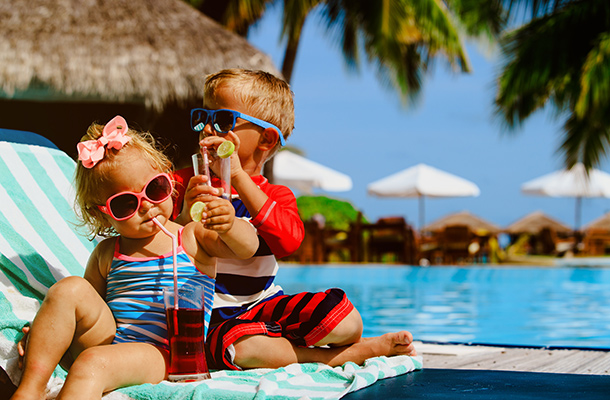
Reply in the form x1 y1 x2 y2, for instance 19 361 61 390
276 265 610 349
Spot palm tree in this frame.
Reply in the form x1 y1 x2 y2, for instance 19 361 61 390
495 0 610 169
194 0 506 96
189 0 507 180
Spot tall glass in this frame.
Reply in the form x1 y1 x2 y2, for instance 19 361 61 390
163 284 210 382
192 148 231 200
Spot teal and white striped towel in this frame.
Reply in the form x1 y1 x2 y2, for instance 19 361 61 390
0 141 422 399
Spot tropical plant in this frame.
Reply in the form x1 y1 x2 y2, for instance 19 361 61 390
190 0 507 100
189 0 507 181
296 195 366 231
496 0 610 169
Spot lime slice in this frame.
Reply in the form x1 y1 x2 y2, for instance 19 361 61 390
217 141 235 159
190 201 207 222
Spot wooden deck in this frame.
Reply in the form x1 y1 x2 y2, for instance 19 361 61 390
416 341 610 375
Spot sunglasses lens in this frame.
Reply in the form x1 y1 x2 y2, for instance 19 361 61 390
192 110 208 132
213 111 236 133
109 194 138 220
146 175 172 202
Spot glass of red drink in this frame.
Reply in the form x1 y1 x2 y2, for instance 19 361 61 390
163 284 211 382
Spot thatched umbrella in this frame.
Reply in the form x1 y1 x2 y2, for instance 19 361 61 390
505 211 572 235
0 0 279 166
423 211 501 235
583 212 610 233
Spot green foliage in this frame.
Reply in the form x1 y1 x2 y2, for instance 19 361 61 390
189 0 507 103
296 195 367 231
496 0 610 169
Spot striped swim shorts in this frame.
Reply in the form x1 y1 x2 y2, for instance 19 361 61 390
205 288 354 370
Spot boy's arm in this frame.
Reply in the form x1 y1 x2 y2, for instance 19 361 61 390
232 169 304 258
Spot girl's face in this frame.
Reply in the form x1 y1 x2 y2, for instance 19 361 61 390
99 149 173 239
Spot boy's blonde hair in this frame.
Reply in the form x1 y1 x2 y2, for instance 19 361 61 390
74 120 173 238
204 69 295 155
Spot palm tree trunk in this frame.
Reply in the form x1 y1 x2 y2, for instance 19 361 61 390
265 16 306 182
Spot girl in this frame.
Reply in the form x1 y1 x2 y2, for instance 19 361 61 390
11 116 258 400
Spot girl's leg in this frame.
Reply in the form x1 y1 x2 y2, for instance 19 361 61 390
57 342 168 399
11 276 115 400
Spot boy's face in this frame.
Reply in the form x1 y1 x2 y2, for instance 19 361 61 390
201 86 265 163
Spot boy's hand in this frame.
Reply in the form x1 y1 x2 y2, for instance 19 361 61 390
200 197 235 234
200 133 243 180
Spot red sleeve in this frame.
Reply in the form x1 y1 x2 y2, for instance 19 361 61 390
171 167 193 220
250 183 304 258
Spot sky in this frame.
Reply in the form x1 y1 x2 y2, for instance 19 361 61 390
246 6 610 231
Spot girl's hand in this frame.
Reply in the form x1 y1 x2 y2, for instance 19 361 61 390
178 175 220 224
17 325 30 369
200 197 235 234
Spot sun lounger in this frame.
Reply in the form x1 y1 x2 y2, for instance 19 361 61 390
0 130 422 399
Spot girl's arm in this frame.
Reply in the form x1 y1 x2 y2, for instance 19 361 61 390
183 197 258 261
82 238 115 299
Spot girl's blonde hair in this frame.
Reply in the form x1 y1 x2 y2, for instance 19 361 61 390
74 120 173 238
204 69 295 156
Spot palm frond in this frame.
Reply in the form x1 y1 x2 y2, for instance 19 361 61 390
448 0 507 38
223 0 272 33
576 32 610 119
495 0 607 128
560 113 610 170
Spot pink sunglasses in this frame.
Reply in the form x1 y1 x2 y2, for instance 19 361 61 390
98 173 173 221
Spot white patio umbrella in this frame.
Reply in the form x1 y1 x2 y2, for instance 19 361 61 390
521 163 610 229
273 151 353 194
367 163 480 230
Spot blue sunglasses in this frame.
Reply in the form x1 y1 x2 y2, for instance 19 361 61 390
190 108 285 147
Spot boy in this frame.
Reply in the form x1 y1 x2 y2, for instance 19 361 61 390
173 69 416 370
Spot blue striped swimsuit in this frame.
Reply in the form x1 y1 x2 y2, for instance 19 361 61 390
106 228 215 350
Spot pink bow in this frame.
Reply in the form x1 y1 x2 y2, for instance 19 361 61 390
77 116 131 168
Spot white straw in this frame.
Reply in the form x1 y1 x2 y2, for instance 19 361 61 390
152 217 179 311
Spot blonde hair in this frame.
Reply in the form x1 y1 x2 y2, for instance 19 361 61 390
204 69 295 157
74 120 173 238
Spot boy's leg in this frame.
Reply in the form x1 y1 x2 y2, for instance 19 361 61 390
209 288 408 370
234 330 416 368
57 342 167 399
11 276 115 400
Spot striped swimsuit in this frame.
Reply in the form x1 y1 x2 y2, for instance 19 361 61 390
106 228 215 350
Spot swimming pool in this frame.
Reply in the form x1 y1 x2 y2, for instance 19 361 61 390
276 265 610 349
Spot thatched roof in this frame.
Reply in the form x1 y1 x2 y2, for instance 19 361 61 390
583 212 610 232
423 210 501 234
505 211 572 235
0 0 279 111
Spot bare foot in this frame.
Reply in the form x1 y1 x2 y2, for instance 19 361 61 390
362 331 417 357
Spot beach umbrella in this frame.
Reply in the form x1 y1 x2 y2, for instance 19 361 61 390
423 211 500 235
521 163 610 229
505 211 572 235
273 151 353 194
367 163 480 230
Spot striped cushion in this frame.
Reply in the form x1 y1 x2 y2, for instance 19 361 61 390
0 141 97 381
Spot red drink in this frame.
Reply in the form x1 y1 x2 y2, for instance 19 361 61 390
166 307 210 381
